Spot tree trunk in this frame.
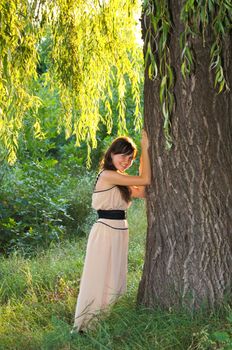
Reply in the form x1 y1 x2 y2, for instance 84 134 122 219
137 2 232 309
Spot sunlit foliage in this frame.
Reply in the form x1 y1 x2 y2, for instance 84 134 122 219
0 0 42 163
1 0 230 162
0 0 143 164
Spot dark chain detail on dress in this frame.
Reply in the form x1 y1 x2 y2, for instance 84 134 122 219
96 221 128 230
93 186 116 193
93 170 117 193
93 170 104 191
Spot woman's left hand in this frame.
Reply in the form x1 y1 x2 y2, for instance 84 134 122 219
141 130 149 150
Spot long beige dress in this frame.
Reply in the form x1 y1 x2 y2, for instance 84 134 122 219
73 184 130 331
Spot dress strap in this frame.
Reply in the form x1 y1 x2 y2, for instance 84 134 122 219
93 170 104 191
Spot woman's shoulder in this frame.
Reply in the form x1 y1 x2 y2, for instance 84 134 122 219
93 169 115 191
100 170 128 181
100 169 116 178
98 170 117 186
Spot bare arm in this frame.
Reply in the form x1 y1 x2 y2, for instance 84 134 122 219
130 185 146 198
101 130 151 187
130 155 146 198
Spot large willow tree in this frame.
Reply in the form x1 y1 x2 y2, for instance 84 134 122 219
1 0 231 309
138 0 232 309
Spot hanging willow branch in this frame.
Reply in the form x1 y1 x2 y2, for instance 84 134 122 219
1 0 231 162
0 0 43 164
180 0 231 92
143 0 173 149
0 0 143 164
144 0 231 149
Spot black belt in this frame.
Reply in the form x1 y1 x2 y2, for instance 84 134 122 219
97 210 126 220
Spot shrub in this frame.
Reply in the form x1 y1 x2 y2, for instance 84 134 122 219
0 159 95 255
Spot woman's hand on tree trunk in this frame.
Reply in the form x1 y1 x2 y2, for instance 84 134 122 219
141 130 149 150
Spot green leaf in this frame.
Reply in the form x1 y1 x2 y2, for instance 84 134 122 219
159 75 167 104
213 331 230 342
226 313 232 323
145 41 151 68
167 64 173 88
181 61 186 79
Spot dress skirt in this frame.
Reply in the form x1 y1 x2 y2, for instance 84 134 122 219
73 219 129 331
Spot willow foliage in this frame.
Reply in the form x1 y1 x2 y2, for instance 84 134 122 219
143 0 232 148
0 0 42 164
1 1 231 163
0 0 143 164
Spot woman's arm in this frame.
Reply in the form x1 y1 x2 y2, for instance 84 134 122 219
101 130 151 187
130 154 146 198
130 185 146 198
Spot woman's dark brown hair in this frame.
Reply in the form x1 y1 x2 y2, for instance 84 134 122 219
101 136 137 202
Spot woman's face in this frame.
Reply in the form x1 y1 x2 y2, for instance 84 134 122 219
111 153 134 172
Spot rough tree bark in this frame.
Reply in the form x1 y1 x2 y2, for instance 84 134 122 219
137 2 232 309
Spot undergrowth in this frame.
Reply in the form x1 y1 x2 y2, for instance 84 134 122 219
0 200 231 350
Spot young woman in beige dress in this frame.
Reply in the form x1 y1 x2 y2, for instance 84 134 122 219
73 130 151 332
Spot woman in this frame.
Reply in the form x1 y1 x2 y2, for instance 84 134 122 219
73 130 151 332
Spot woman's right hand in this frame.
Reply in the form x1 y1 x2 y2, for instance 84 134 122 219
141 130 149 150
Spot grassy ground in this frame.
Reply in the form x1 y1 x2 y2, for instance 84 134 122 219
0 200 231 350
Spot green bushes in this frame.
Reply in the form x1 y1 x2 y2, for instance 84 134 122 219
0 160 96 255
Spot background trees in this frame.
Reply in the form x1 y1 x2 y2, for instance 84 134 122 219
0 0 143 253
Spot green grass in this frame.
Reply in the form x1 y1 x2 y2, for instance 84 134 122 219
0 200 231 350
